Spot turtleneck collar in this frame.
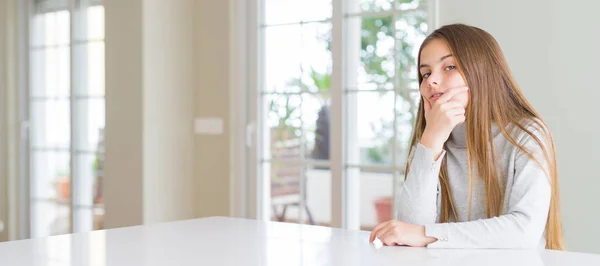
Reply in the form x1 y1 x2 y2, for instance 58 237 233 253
447 123 467 148
446 122 502 149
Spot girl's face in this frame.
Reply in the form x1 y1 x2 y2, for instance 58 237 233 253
419 39 469 108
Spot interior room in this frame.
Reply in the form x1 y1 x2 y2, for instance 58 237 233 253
1 0 599 264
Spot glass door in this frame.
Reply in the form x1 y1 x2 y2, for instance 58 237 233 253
252 0 431 229
28 0 105 237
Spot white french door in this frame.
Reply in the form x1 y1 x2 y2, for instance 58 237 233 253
26 0 106 238
245 0 435 230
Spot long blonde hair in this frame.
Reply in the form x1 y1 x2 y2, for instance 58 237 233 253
405 24 564 250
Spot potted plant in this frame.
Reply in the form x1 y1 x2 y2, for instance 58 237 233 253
93 127 105 204
374 197 393 223
53 170 70 200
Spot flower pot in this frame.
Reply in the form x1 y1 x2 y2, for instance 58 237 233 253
58 178 70 200
374 197 393 223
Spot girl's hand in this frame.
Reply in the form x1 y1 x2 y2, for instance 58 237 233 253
420 86 469 159
368 220 437 247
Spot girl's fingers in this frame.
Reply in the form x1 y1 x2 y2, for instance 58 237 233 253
435 86 469 105
369 221 391 242
378 224 398 246
445 107 466 116
454 114 466 124
439 101 464 112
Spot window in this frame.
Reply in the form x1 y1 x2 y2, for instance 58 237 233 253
253 0 430 229
28 0 105 237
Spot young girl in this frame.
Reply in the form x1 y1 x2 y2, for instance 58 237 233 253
369 24 563 250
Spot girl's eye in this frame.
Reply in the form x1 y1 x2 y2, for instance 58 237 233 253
422 73 431 78
445 65 456 71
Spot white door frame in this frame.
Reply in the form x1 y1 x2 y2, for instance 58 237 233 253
0 0 31 241
0 0 9 242
229 0 251 219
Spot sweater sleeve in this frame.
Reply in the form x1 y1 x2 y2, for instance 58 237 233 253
395 143 446 225
424 127 552 249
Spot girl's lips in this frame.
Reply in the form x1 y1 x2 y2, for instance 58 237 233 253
431 93 443 102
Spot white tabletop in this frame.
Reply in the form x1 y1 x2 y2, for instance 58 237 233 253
0 217 599 266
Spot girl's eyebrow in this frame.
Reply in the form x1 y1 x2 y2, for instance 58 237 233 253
419 54 454 69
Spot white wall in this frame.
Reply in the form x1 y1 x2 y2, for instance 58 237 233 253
0 0 9 243
142 0 196 225
0 0 22 241
438 0 600 254
104 0 145 228
104 0 198 227
104 0 232 227
194 0 232 218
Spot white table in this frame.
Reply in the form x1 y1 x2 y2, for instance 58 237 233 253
1 217 599 266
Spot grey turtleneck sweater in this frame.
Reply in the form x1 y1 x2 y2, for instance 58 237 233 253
395 120 552 248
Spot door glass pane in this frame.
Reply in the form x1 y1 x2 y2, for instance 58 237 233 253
263 1 333 226
31 150 71 237
82 4 105 40
345 15 395 91
264 25 303 92
264 94 303 161
395 91 419 167
349 168 394 230
265 0 332 25
74 99 105 152
346 91 395 166
31 151 70 200
268 162 331 226
347 0 394 13
30 47 70 98
31 201 71 237
30 100 71 149
264 92 333 226
300 22 332 93
73 42 105 97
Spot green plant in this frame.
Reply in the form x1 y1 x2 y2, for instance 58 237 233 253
278 0 427 166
